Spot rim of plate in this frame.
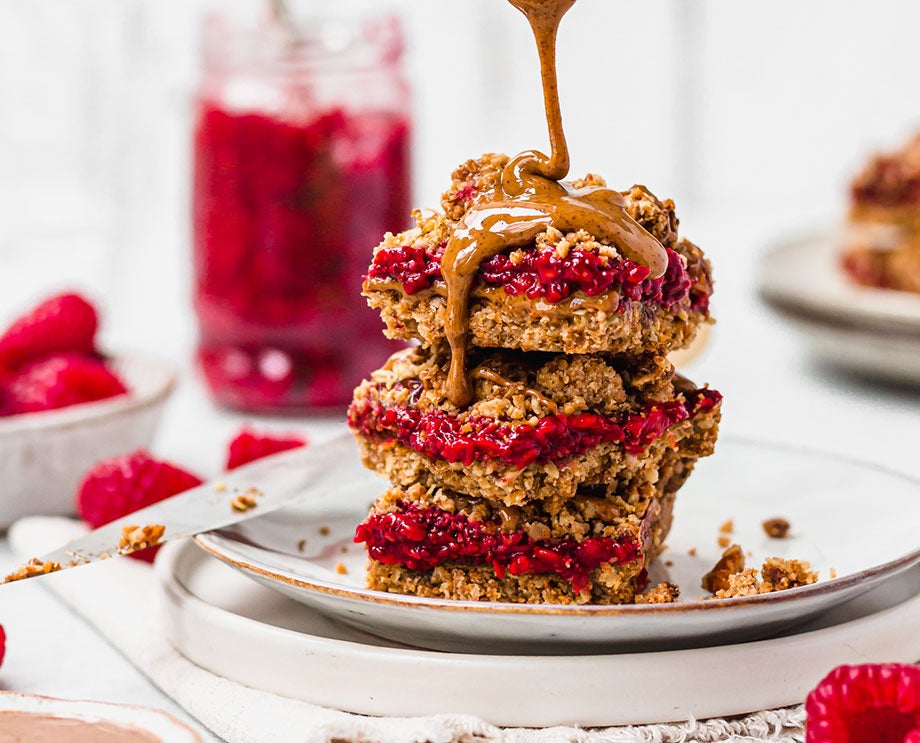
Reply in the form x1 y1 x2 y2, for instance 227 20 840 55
196 436 920 617
0 353 176 438
0 691 200 742
758 230 920 334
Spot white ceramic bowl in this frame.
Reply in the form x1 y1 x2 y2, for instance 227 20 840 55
0 354 176 529
0 691 199 742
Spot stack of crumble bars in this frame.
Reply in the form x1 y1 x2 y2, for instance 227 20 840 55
349 155 722 604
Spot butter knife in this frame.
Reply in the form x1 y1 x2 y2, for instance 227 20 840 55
4 434 355 583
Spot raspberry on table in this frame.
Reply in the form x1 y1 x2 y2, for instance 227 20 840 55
226 428 307 470
805 663 920 743
0 624 5 669
0 292 98 373
75 451 203 563
2 353 127 415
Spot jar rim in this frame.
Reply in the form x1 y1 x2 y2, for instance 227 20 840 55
201 12 404 74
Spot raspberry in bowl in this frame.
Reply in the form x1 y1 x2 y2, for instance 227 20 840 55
0 292 176 528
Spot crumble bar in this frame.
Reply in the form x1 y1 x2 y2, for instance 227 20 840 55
349 346 721 506
363 155 713 356
843 134 920 293
357 481 677 605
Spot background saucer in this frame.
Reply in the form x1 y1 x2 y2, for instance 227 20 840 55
759 231 920 385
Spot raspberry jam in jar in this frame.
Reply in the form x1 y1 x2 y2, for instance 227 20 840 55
193 14 410 412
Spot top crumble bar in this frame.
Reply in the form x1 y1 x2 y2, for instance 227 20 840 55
362 154 713 357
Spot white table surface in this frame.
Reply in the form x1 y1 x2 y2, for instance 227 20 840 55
1 213 918 741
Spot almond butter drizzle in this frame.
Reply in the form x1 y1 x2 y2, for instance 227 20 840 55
441 0 667 407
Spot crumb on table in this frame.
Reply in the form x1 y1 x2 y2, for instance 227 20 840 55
297 539 307 552
213 481 227 493
719 519 734 533
319 526 331 536
335 562 348 575
688 547 697 557
717 534 731 548
762 517 791 539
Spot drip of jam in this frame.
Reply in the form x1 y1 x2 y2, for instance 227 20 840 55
354 501 642 592
440 0 668 407
349 388 721 468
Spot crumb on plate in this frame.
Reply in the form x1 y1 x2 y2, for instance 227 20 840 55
635 582 680 604
762 517 791 539
701 544 745 593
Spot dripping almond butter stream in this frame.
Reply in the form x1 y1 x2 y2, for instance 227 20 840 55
441 0 668 407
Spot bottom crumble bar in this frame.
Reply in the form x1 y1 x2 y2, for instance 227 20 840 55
356 483 676 605
366 559 650 605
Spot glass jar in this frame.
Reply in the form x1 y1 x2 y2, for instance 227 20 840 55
192 13 410 413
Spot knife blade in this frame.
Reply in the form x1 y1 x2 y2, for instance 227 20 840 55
3 434 356 583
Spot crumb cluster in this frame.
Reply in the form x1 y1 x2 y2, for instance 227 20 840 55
702 544 817 599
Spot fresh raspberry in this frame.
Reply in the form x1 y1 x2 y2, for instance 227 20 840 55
226 428 307 470
0 292 98 373
2 353 127 415
806 663 920 743
75 451 203 563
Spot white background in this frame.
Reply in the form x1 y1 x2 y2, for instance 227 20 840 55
3 0 920 352
0 3 918 739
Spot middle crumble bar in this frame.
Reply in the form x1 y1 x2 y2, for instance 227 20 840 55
348 346 721 507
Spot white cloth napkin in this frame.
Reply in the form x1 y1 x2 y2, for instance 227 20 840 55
9 517 805 743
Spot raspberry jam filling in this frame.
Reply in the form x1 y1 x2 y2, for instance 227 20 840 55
349 387 721 468
366 242 706 310
355 502 642 592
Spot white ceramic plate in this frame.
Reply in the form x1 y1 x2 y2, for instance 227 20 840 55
759 231 920 384
159 540 920 726
0 691 199 742
0 354 176 529
196 437 920 653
